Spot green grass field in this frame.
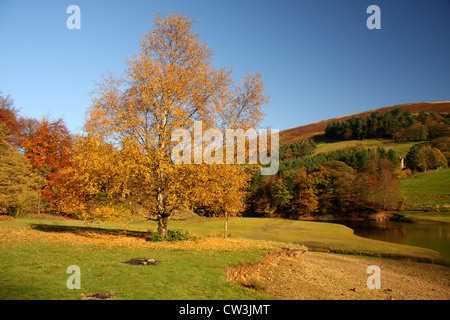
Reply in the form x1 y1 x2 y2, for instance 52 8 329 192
0 215 443 300
400 168 450 212
0 219 277 300
314 139 424 157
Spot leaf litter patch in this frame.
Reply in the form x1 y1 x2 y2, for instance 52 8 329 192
121 257 159 266
81 292 119 300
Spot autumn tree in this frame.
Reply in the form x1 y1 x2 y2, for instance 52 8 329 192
368 158 399 211
0 91 23 149
253 167 318 218
84 12 269 236
0 124 42 216
405 144 448 172
183 164 254 238
55 135 115 218
54 133 153 222
270 176 293 210
316 161 357 215
292 167 318 217
431 137 450 161
22 117 73 212
417 146 447 172
311 160 370 216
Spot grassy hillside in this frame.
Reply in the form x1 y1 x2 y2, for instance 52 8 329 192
280 101 450 145
400 168 450 212
313 139 424 158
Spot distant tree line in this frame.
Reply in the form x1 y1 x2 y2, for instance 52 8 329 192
0 91 73 216
280 139 316 160
246 107 450 218
279 146 399 174
325 108 450 141
247 148 402 219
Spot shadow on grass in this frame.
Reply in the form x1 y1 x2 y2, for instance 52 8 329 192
30 223 149 240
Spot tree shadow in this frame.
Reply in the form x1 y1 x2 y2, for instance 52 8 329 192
30 223 148 240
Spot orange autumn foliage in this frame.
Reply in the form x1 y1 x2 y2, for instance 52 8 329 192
22 117 73 205
78 12 269 235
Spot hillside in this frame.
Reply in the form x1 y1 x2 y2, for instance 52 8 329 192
280 101 450 145
400 168 450 211
312 139 423 158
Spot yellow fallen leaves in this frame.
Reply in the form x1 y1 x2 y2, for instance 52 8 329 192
0 224 294 252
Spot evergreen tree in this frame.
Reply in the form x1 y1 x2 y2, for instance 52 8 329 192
405 145 420 171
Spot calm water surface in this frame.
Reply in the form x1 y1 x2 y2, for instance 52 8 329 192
330 219 450 264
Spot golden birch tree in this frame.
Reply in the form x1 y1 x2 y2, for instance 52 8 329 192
83 12 269 236
183 163 254 238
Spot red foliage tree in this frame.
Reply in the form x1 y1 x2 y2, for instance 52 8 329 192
0 91 22 149
22 117 73 207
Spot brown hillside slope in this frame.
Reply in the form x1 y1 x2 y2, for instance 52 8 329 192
280 101 450 145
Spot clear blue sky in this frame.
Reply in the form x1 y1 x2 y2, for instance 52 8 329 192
1 0 449 134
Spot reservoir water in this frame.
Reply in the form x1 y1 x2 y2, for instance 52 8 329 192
331 219 450 264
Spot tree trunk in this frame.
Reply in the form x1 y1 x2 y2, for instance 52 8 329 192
156 190 168 238
157 215 169 238
37 195 41 215
155 111 169 238
224 210 228 239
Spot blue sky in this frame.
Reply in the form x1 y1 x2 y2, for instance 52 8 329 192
0 0 449 134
